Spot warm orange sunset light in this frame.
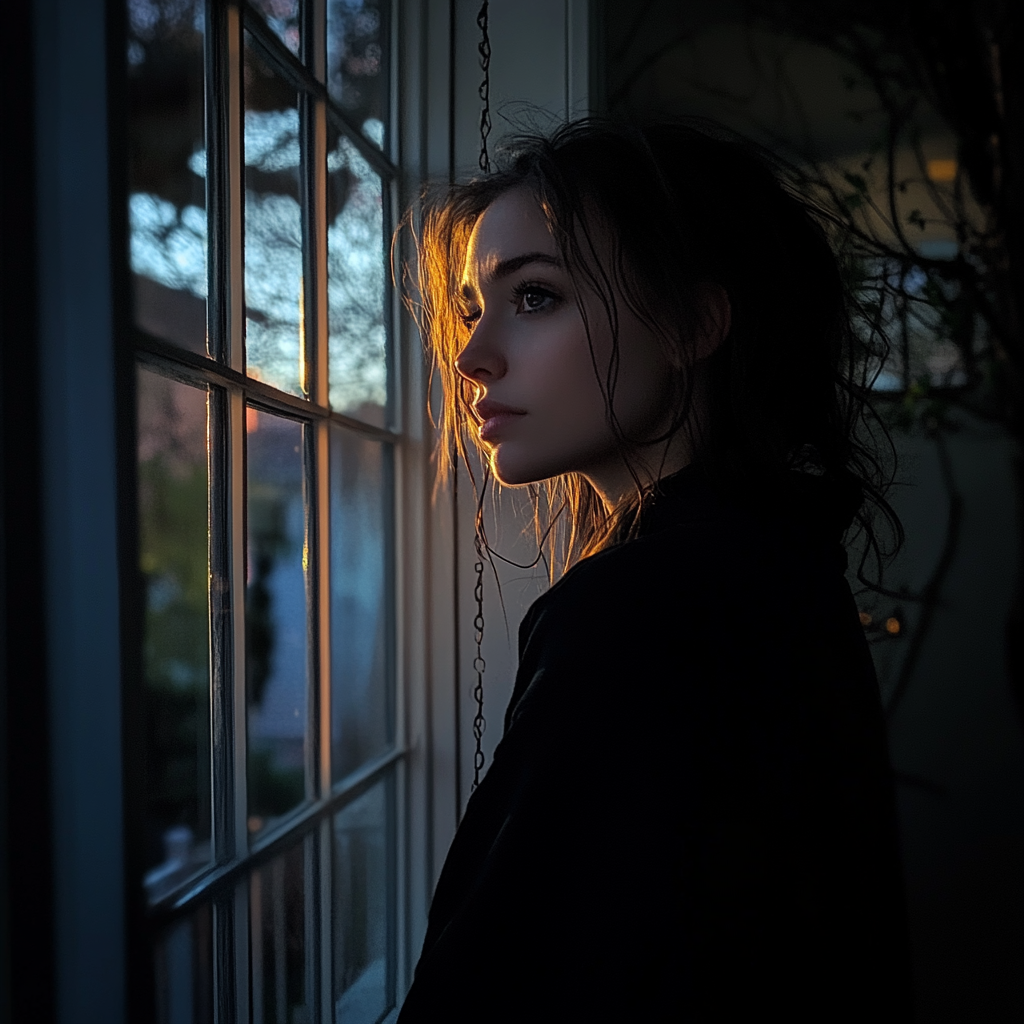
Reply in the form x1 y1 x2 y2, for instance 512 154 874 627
926 158 957 182
246 406 259 433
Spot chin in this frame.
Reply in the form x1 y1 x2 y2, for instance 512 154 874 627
488 445 563 488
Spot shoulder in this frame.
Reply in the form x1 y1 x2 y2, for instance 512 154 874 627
507 503 761 725
518 497 761 651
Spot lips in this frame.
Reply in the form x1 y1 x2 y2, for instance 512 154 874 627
474 399 526 443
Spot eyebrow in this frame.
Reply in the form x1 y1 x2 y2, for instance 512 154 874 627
462 251 563 299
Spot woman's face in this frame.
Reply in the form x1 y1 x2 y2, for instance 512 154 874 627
457 189 679 501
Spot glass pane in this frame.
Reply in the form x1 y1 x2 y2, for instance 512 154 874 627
327 133 387 425
249 0 300 57
327 0 388 151
250 842 309 1024
333 781 392 1023
128 0 208 354
244 33 306 398
330 428 391 782
247 409 309 836
137 367 212 900
154 902 214 1024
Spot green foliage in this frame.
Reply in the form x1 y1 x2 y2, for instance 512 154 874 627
139 452 210 847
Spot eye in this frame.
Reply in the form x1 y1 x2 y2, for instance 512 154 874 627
512 282 558 315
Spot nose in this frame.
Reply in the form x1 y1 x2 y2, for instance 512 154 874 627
455 315 507 384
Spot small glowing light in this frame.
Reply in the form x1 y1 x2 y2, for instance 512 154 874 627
859 611 873 627
926 159 957 182
246 406 259 433
247 815 264 834
885 617 901 635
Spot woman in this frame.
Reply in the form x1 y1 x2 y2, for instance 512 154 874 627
398 120 912 1021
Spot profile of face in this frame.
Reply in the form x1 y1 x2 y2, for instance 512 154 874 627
457 189 683 503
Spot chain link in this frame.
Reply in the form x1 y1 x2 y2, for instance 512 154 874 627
471 532 487 790
469 1 492 793
476 1 492 174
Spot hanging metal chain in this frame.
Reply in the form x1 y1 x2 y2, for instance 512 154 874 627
476 1 492 174
471 531 487 790
469 2 492 793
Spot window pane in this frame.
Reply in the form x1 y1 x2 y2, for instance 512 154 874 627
250 842 309 1024
154 902 214 1024
249 0 300 57
244 33 306 398
247 408 309 835
327 0 388 151
330 428 391 782
128 0 208 355
137 367 212 899
327 133 387 426
333 780 393 1023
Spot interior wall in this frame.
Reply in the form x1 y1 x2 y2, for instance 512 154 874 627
599 1 1024 1018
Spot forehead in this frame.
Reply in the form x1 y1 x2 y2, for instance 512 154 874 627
462 189 557 289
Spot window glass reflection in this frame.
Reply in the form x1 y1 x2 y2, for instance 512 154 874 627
327 0 388 151
250 842 309 1024
330 428 391 782
154 901 214 1024
249 0 300 57
333 781 392 1023
244 33 306 398
327 131 387 425
247 408 309 836
128 0 208 355
138 367 212 901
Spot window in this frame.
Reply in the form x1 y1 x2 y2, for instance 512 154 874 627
127 1 400 1019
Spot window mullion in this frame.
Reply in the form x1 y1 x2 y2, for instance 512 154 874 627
208 1 246 371
209 3 251 1021
301 5 334 1022
227 386 251 1023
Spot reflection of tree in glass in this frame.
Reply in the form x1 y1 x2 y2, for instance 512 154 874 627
327 131 387 415
328 0 387 131
249 0 300 55
243 39 304 395
127 0 205 207
127 0 208 353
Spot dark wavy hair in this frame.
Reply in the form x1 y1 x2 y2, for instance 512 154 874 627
405 117 902 581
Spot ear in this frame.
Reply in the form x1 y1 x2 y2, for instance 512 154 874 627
695 282 731 361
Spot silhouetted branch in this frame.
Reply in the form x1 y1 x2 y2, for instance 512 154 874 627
885 426 964 717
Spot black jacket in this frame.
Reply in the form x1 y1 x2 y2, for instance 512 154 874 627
399 467 912 1022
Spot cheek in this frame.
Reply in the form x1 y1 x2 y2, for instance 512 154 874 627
488 324 614 485
527 325 608 429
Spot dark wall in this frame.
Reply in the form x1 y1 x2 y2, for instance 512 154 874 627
599 3 1024 1019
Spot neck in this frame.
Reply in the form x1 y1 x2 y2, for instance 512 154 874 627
585 434 692 513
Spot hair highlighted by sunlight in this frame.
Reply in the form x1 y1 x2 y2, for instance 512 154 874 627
403 118 902 582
